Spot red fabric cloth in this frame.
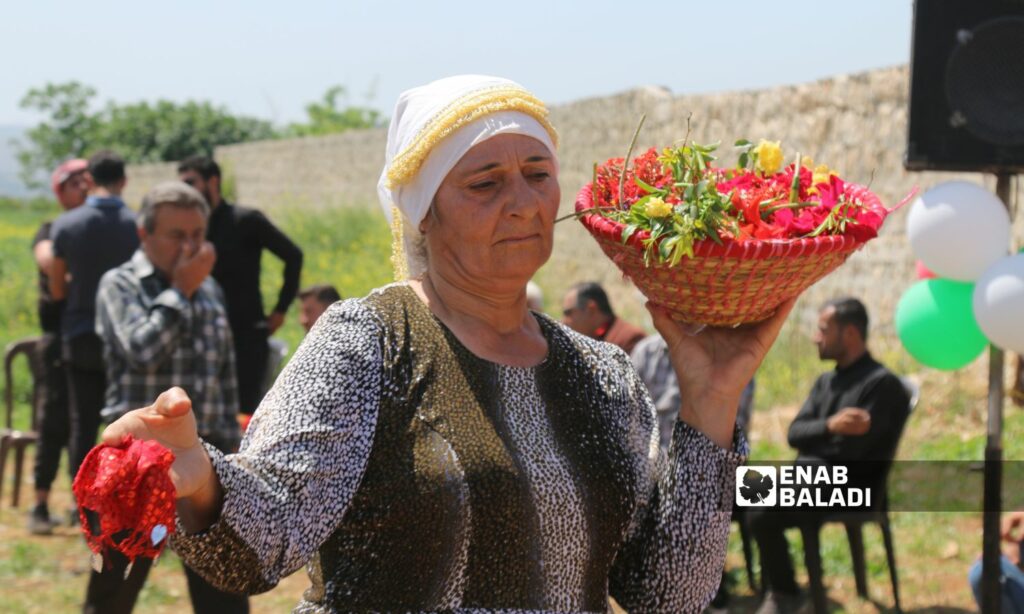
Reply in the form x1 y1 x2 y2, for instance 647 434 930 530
72 436 176 566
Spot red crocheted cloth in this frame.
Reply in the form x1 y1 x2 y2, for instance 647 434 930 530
72 436 177 564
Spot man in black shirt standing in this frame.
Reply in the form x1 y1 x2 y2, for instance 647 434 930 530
751 297 910 614
178 156 303 415
28 159 92 534
50 151 140 507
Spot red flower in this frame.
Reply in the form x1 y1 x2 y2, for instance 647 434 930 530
589 145 887 246
846 208 883 242
592 148 673 210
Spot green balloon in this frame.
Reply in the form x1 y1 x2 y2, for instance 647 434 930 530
895 279 988 370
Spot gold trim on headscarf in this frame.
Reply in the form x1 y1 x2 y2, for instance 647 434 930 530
389 206 409 281
384 85 558 190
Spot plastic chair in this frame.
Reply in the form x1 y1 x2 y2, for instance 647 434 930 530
800 377 919 614
1 336 45 507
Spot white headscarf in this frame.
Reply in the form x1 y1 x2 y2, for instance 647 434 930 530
377 75 558 279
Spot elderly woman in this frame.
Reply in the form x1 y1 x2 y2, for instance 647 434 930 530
104 75 792 613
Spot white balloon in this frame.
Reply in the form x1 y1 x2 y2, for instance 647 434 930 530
973 254 1024 354
906 181 1011 281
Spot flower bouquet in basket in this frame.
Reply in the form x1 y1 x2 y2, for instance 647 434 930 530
575 136 896 327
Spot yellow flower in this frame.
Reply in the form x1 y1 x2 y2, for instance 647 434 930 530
812 163 834 185
754 140 783 174
808 163 837 195
801 155 814 169
644 196 673 218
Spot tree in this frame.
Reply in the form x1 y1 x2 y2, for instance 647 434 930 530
14 82 100 188
286 85 383 137
96 100 276 163
14 81 277 188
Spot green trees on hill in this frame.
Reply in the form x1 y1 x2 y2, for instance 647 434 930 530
285 85 383 137
14 81 384 189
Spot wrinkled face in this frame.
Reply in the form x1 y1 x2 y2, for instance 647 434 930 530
58 171 92 209
299 295 331 333
178 170 217 205
141 205 207 277
424 134 560 289
813 306 844 361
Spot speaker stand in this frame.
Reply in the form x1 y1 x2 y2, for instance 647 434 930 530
981 172 1013 614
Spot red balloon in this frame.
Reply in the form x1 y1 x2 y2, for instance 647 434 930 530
915 260 938 280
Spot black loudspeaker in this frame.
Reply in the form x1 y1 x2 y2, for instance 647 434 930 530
905 0 1024 172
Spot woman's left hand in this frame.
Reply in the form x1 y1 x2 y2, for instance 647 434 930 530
647 298 796 449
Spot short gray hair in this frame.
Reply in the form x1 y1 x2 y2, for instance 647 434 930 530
139 181 210 233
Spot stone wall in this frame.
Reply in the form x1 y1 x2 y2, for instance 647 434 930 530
124 65 1024 340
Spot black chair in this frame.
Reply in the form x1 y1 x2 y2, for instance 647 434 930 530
800 377 920 614
1 336 45 507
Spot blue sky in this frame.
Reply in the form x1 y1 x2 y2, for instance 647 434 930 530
1 0 914 127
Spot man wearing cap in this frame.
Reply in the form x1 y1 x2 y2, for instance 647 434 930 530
93 180 245 613
27 159 92 534
49 151 139 494
177 155 303 415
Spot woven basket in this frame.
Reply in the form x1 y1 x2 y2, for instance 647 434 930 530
575 182 884 327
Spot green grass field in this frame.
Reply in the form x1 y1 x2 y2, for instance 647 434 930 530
0 195 1020 612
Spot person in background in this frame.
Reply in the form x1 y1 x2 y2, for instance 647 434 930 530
177 156 303 415
750 297 910 614
49 151 139 492
525 280 544 312
631 333 755 613
968 510 1024 612
93 181 245 614
631 333 755 450
297 284 341 333
27 159 92 534
561 281 646 354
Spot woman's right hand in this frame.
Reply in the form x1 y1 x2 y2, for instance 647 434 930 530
101 387 214 501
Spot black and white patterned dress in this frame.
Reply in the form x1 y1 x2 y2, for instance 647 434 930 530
172 283 746 613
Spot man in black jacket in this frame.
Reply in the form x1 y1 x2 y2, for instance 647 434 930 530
178 156 303 415
751 297 910 614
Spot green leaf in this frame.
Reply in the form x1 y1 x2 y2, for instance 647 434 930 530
621 224 638 243
630 193 655 214
735 139 752 147
659 237 675 260
633 177 660 195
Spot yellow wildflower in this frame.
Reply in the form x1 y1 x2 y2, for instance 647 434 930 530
754 140 783 174
812 163 833 185
808 164 836 195
801 155 814 169
644 196 673 218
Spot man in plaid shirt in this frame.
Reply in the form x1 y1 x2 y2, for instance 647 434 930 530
93 181 247 613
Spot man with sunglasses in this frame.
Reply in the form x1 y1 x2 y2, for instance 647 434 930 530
560 281 646 354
